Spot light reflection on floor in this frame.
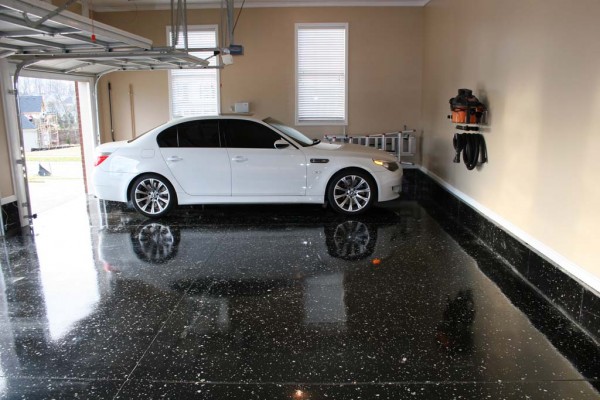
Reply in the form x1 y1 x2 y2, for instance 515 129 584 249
32 194 100 341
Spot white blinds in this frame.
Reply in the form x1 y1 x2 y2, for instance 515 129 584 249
169 27 219 118
296 24 347 125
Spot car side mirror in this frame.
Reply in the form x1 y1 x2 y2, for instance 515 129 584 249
274 139 290 149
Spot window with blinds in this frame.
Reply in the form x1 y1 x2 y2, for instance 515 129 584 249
168 26 219 118
296 23 347 125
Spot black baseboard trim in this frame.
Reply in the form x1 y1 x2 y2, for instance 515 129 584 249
1 200 21 237
402 168 600 343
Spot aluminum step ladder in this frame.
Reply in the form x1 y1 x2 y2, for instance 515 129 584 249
324 130 417 164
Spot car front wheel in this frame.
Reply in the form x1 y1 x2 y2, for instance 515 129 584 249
130 174 176 218
327 169 376 214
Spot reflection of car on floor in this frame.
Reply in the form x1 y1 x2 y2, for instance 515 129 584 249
93 116 403 218
98 218 400 293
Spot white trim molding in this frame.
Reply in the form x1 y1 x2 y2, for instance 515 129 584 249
419 165 600 295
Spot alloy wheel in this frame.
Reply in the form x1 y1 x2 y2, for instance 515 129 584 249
332 175 371 212
134 178 171 216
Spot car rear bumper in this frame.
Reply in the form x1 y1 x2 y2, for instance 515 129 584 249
92 169 133 203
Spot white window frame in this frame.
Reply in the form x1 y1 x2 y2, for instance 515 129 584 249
295 23 348 126
167 25 220 119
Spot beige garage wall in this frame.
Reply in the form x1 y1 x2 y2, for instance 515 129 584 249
95 7 423 144
97 70 170 143
421 0 600 283
0 94 15 199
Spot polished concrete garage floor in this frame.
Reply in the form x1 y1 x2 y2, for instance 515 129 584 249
1 195 599 399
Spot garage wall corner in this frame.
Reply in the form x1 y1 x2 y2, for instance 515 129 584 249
97 71 170 143
420 0 600 289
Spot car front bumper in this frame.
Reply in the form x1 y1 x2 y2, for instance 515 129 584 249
374 168 403 202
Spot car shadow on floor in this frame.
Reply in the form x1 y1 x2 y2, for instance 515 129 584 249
101 200 410 228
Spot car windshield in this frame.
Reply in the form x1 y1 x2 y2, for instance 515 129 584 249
263 117 319 147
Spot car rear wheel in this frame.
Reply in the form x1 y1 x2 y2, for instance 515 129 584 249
327 169 376 214
130 174 176 218
131 221 180 263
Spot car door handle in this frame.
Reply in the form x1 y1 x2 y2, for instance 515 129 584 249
166 156 183 162
232 156 248 163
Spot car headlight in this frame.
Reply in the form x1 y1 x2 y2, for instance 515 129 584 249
373 159 399 171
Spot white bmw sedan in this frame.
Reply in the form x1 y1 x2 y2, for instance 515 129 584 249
92 116 402 218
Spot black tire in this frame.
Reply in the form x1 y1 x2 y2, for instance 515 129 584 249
327 169 376 215
130 174 176 218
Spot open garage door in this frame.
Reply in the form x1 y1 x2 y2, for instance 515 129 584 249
0 0 223 234
16 75 96 221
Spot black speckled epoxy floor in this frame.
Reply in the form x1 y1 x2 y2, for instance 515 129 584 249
1 196 599 399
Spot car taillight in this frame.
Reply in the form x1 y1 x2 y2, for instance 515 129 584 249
94 154 110 167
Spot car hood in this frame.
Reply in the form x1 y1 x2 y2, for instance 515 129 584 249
311 142 397 161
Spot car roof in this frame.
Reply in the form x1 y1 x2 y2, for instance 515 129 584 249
140 115 271 138
168 115 265 124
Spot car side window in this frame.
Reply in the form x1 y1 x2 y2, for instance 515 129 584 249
156 126 178 147
156 120 221 148
178 120 220 148
222 120 282 149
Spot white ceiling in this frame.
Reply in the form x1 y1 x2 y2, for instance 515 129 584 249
92 0 430 13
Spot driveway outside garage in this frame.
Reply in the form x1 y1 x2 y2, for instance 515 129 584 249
25 146 85 215
0 197 599 399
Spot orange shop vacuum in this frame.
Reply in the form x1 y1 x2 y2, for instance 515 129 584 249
449 88 487 124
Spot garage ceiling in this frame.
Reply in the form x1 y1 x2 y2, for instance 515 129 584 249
0 0 214 77
93 0 430 12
